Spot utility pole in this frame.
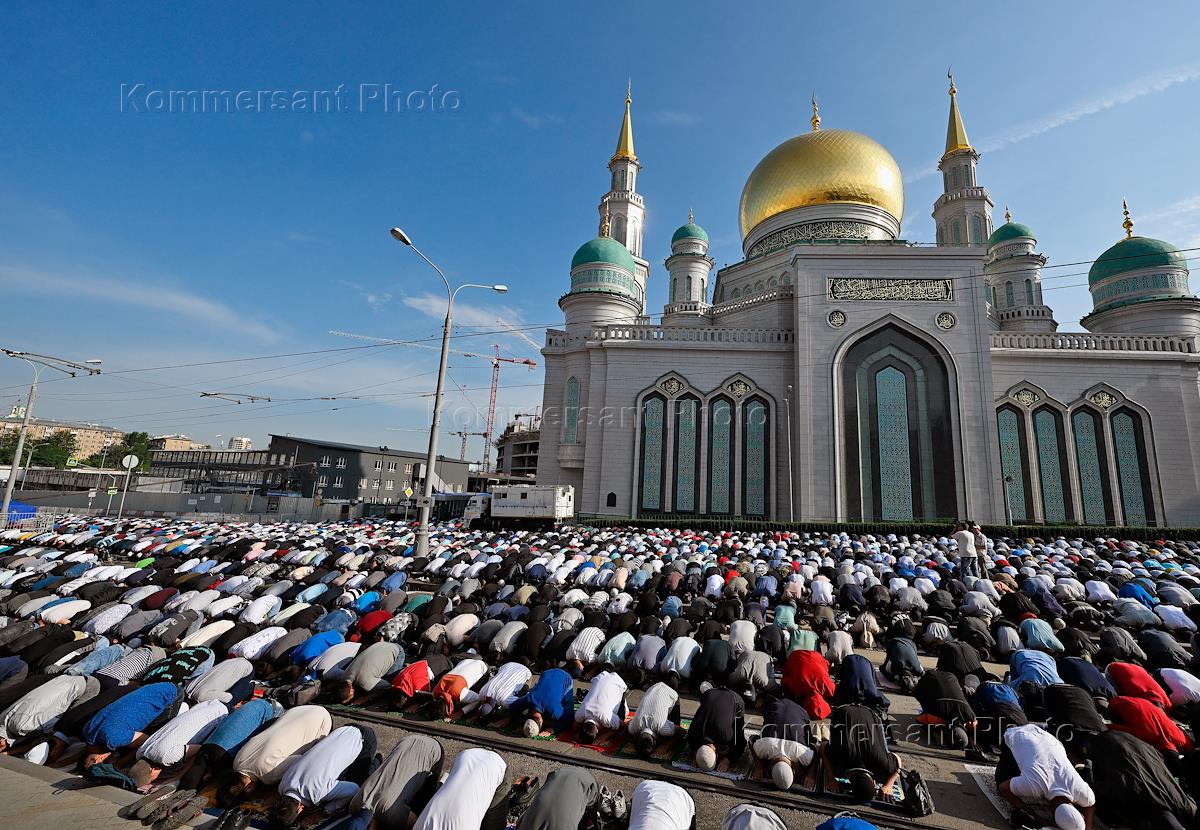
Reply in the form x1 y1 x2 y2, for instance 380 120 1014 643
0 350 101 523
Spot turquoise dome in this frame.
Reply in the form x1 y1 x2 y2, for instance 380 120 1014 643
1089 236 1187 286
571 236 635 273
671 222 709 245
987 222 1035 247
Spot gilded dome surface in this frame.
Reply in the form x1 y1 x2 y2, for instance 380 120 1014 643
738 128 905 239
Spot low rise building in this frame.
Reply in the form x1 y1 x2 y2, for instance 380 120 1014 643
0 412 124 459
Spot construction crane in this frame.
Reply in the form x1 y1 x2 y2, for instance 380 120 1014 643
449 430 488 461
329 330 537 470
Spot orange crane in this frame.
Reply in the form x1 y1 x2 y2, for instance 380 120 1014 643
328 330 536 470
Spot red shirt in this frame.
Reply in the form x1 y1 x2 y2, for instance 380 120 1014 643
1106 662 1171 709
781 649 835 720
1110 696 1193 753
350 609 393 642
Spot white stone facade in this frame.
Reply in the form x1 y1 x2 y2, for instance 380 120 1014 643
536 89 1200 527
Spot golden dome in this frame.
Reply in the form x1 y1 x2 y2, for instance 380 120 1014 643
738 128 905 239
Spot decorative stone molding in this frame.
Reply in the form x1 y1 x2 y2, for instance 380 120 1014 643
727 379 753 398
747 221 872 259
828 310 847 328
936 312 956 330
1013 389 1040 407
659 378 684 396
1090 390 1118 410
828 277 954 302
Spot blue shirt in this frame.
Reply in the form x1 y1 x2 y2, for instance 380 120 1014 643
292 630 344 665
84 682 178 751
512 668 574 729
204 698 280 754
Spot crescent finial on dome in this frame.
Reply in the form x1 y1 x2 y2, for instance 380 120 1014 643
1122 199 1134 239
810 91 821 132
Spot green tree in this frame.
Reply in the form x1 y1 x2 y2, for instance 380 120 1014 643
83 430 152 470
0 430 17 467
32 430 78 469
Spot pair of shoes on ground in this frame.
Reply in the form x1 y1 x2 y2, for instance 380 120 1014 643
598 785 627 821
507 775 541 823
134 787 209 830
212 807 255 830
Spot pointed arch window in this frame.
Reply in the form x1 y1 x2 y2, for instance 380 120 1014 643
638 394 666 512
1024 279 1034 305
1005 281 1015 308
841 325 956 522
708 397 733 515
1111 408 1155 526
673 395 700 513
996 405 1032 522
1033 407 1071 523
952 220 962 244
742 397 769 517
563 377 580 444
611 214 627 247
971 215 984 244
1072 408 1113 525
986 285 996 305
951 167 961 188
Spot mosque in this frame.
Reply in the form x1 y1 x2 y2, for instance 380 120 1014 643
536 78 1200 527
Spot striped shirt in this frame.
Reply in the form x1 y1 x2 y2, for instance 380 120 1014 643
96 646 164 683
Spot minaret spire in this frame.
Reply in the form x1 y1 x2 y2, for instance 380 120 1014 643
1122 199 1134 238
600 204 611 237
943 68 973 160
612 81 636 163
1005 205 1012 224
810 91 821 132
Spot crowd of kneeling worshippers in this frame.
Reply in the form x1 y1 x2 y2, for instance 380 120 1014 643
0 515 1196 830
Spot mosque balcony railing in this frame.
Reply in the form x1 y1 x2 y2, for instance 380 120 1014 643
989 331 1199 354
711 286 795 315
592 326 794 345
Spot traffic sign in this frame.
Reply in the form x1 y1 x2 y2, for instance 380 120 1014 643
66 457 79 467
106 487 118 495
121 454 139 470
87 490 97 498
404 487 414 498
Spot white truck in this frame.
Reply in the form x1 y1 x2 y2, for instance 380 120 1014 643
463 484 574 529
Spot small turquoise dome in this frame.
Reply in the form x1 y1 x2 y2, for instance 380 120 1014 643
571 236 635 273
1089 236 1187 286
671 222 709 245
987 222 1035 247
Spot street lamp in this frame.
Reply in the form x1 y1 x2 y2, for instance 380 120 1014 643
0 350 100 523
390 226 508 558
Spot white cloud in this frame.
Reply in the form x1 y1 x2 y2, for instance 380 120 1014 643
402 292 545 354
510 107 562 129
648 110 699 127
338 279 393 311
906 62 1200 183
1141 195 1200 249
0 264 279 342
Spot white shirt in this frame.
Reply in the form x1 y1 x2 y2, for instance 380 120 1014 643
1160 669 1200 706
414 748 506 830
229 626 289 660
628 780 695 830
952 530 976 559
566 627 607 663
658 637 700 678
469 662 531 709
576 670 627 729
1004 724 1091 802
628 682 678 738
137 699 227 767
279 725 363 807
240 596 283 625
1155 604 1197 632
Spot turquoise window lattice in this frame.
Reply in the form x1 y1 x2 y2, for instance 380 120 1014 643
639 396 665 512
708 398 733 514
875 367 914 521
563 377 580 444
996 407 1029 522
1005 282 1014 307
1024 280 1034 305
1072 410 1108 525
1034 409 1068 523
1112 410 1149 526
971 215 983 244
743 398 768 516
674 397 699 513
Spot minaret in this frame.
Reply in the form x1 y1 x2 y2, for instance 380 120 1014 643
983 206 1058 332
933 71 993 246
599 82 650 311
663 208 713 325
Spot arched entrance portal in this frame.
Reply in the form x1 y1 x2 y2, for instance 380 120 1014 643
840 323 958 521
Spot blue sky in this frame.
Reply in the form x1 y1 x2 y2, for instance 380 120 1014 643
3 2 1200 458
